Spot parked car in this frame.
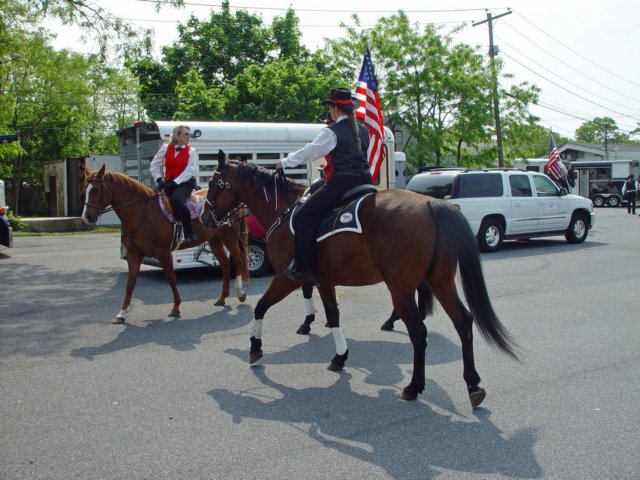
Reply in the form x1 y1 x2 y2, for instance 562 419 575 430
0 179 13 248
406 168 595 252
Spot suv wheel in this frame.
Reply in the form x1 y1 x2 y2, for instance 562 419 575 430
477 218 504 252
565 213 589 244
248 240 271 277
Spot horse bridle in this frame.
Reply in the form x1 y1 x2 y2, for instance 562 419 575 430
84 175 160 217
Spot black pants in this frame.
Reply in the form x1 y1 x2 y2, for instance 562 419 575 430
627 190 637 214
165 178 196 235
293 174 371 274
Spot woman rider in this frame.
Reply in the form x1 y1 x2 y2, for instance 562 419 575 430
150 125 198 243
276 88 371 283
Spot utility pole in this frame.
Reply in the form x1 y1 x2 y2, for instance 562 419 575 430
473 9 511 167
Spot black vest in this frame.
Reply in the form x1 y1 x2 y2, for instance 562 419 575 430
626 178 637 192
326 119 370 180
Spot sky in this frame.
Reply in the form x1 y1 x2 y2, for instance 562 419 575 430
45 0 640 139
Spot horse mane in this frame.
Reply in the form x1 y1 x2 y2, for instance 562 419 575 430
104 171 155 196
235 161 307 196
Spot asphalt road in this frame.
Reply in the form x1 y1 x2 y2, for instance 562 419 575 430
1 208 639 479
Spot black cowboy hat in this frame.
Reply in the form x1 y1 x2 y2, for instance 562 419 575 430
320 88 360 111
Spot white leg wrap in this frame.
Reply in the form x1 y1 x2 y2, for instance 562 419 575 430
250 319 263 339
332 327 348 355
116 307 129 319
235 276 243 295
304 297 316 316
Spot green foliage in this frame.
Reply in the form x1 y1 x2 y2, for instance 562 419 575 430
7 211 31 232
575 117 630 143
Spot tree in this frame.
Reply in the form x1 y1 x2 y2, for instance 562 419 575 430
575 117 630 144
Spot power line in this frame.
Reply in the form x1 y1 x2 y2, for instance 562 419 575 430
495 33 640 111
498 24 640 106
135 0 502 14
513 11 640 89
501 50 640 125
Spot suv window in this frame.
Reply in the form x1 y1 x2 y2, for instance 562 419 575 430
453 173 503 198
406 172 456 199
533 174 559 197
509 175 533 197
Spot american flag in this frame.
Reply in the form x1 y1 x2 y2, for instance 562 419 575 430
355 48 385 183
546 135 567 181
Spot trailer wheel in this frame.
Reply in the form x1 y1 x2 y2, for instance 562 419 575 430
607 195 621 208
592 195 605 208
565 212 589 244
247 241 271 277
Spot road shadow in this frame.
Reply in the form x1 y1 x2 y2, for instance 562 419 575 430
71 304 253 360
208 369 541 479
480 238 607 261
224 331 476 413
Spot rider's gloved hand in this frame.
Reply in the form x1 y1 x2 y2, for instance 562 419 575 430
164 179 178 190
156 177 166 190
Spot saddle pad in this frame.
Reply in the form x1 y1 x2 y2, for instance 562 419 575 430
159 193 205 223
289 193 374 242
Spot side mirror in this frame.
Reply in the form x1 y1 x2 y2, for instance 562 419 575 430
559 187 568 196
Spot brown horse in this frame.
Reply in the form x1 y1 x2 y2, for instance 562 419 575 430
81 165 249 324
207 151 518 406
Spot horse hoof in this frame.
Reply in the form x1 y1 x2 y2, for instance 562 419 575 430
399 385 420 401
249 351 263 364
380 321 394 331
469 388 486 408
168 309 180 317
296 324 311 335
327 361 343 372
112 317 125 325
214 299 225 306
238 293 247 303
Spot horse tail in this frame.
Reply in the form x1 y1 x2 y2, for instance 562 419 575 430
429 201 519 359
238 207 250 282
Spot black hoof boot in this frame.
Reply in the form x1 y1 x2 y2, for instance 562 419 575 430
327 350 348 371
249 336 263 364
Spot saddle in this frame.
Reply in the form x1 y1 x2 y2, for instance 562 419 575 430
291 184 378 242
158 192 205 223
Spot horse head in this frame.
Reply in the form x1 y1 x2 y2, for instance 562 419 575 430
207 150 244 225
81 164 110 225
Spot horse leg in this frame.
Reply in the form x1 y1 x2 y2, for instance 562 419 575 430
316 284 348 371
208 236 231 306
430 281 485 408
381 282 431 331
224 228 247 302
249 275 299 364
296 283 316 335
157 251 182 317
114 251 143 324
391 292 426 401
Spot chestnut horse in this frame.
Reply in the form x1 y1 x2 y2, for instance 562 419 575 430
81 165 249 324
207 151 518 406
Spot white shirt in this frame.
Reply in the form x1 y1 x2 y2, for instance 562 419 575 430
150 143 198 184
280 115 349 168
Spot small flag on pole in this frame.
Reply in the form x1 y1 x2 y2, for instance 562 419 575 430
355 48 385 183
546 135 567 182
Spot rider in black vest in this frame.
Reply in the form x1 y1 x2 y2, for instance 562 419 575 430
624 174 637 215
276 88 372 283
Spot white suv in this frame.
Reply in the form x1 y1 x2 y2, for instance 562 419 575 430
406 168 595 252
